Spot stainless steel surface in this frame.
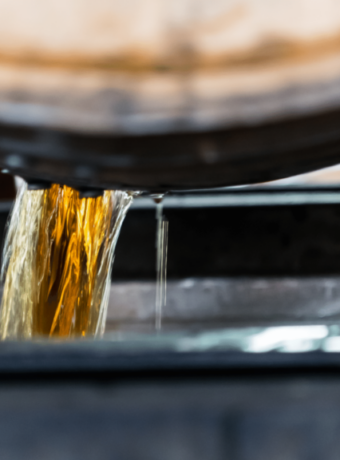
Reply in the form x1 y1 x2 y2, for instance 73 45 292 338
105 278 340 332
132 189 340 208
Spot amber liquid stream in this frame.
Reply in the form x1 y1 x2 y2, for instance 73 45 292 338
0 184 133 339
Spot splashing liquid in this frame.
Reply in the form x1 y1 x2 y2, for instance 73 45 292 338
0 183 133 340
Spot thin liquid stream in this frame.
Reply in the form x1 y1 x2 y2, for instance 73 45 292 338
155 199 169 331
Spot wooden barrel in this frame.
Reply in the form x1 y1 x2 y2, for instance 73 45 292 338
0 0 340 189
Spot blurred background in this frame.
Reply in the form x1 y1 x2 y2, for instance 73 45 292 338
2 0 340 459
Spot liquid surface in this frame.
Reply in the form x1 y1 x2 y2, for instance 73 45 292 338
0 184 133 339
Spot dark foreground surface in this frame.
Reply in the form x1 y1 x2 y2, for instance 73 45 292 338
0 189 339 458
0 341 339 459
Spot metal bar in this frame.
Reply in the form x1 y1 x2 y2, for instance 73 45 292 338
132 192 340 209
